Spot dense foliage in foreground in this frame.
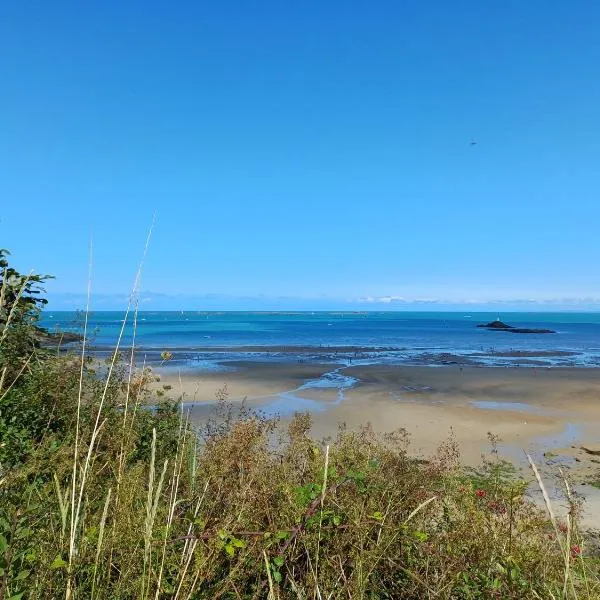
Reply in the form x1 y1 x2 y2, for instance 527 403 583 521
1 253 599 599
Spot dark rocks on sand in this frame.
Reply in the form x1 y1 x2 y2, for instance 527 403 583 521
476 320 555 334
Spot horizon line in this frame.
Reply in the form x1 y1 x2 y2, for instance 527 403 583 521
43 307 600 314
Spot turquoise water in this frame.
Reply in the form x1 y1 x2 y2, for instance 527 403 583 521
39 311 600 367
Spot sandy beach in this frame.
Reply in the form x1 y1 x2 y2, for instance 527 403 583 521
155 362 600 463
154 360 600 526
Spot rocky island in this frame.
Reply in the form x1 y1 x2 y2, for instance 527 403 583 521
36 329 84 346
477 320 555 334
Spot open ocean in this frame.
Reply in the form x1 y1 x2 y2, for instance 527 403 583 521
40 311 600 368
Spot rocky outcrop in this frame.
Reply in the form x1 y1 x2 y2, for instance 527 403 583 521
476 320 555 334
36 329 83 346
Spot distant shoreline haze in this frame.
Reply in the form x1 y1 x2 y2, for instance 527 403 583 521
45 294 600 313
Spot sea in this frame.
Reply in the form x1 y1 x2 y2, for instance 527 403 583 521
39 311 600 369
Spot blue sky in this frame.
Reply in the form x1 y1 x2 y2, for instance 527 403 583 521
2 1 600 309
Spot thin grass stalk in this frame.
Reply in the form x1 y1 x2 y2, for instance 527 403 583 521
91 487 112 600
118 296 141 474
0 264 10 392
564 499 572 599
154 417 188 599
187 437 197 497
54 473 69 541
527 454 577 598
526 454 564 551
404 496 437 524
67 238 93 598
0 267 35 395
0 352 33 401
147 460 169 598
115 296 141 485
560 469 583 600
313 444 329 600
110 296 141 577
127 354 148 438
0 366 6 399
182 552 215 600
0 267 6 397
0 263 7 315
142 428 169 600
180 480 209 565
144 428 158 569
264 550 277 600
0 269 38 411
173 538 199 600
123 297 140 428
69 224 154 599
375 497 392 547
0 271 33 346
360 496 437 591
173 480 210 599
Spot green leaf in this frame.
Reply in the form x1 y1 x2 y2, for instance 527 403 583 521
225 544 235 557
333 515 342 526
231 538 246 549
14 569 30 581
273 556 284 567
272 569 282 583
51 555 67 569
371 511 384 521
8 593 24 600
413 531 429 542
16 527 33 540
0 534 7 553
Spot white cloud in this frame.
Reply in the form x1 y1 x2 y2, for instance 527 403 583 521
358 295 406 304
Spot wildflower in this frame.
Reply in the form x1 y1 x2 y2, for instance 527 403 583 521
571 544 581 558
475 489 487 498
558 522 568 534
